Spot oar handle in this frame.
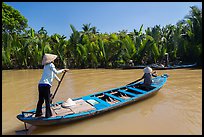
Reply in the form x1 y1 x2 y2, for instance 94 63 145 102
50 71 67 103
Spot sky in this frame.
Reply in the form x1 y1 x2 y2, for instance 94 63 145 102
5 2 202 39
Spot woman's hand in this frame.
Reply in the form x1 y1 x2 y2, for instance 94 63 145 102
63 69 69 73
152 71 158 76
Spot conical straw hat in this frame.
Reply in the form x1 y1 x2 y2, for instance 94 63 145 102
143 66 152 73
42 53 57 65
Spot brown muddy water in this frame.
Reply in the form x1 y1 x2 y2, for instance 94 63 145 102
2 68 202 135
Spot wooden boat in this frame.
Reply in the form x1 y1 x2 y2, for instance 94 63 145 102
16 74 168 126
121 63 197 70
151 63 197 70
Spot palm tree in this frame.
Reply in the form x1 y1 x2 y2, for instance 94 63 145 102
68 24 82 68
50 33 68 68
120 35 136 65
81 23 92 35
2 32 13 69
183 6 202 64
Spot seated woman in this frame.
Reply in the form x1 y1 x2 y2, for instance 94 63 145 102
134 67 157 91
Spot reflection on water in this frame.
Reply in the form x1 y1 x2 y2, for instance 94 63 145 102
2 69 202 135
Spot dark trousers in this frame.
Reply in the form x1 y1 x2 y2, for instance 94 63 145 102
36 84 52 118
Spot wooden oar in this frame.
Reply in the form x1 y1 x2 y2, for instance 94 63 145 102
50 71 67 104
126 78 142 86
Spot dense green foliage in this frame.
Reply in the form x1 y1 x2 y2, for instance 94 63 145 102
2 4 202 69
2 3 28 34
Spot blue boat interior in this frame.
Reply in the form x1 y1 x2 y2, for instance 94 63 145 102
80 83 157 110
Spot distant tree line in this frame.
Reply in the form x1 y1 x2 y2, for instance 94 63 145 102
2 2 202 69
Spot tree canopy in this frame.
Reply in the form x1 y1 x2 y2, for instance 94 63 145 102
2 2 28 34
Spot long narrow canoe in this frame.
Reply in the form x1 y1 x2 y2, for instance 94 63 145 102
151 63 197 70
17 74 168 126
121 63 197 70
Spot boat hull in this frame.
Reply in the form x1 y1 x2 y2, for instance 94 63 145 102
17 74 168 126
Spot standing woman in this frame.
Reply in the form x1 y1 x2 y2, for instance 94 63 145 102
35 53 69 118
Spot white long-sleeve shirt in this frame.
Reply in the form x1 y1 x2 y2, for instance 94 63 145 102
39 63 64 86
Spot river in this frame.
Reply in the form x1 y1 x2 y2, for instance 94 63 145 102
2 68 202 135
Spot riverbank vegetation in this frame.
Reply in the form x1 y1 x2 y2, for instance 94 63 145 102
2 3 202 69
